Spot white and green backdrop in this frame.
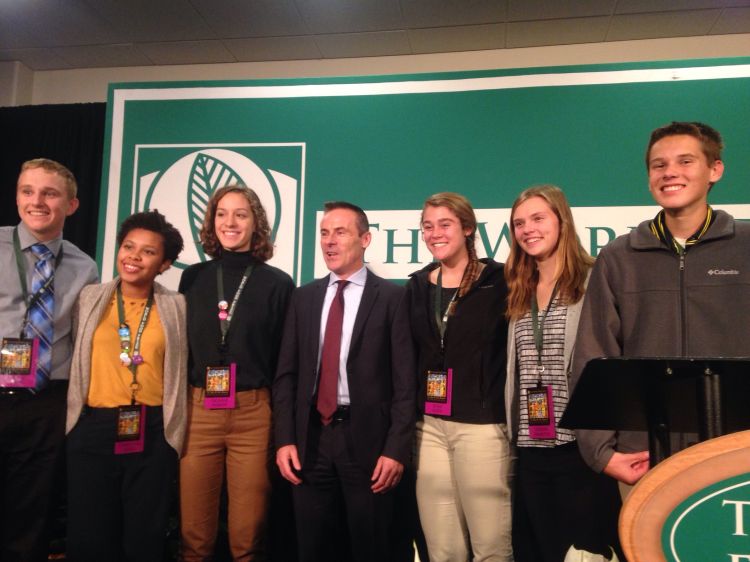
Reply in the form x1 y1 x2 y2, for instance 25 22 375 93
99 57 750 287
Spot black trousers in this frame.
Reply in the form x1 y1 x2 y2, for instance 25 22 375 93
0 381 67 562
513 443 623 562
66 405 177 562
293 417 395 562
390 466 429 562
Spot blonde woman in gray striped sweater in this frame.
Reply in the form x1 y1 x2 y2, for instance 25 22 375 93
504 185 621 562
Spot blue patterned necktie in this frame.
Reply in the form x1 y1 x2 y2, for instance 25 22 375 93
25 243 55 390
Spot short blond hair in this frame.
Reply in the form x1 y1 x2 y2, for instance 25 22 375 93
20 158 78 199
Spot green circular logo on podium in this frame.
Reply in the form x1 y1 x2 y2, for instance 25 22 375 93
663 473 750 561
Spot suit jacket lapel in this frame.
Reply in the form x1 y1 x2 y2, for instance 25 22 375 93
350 269 378 354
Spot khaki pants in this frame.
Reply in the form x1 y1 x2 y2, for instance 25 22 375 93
415 416 515 562
180 386 272 561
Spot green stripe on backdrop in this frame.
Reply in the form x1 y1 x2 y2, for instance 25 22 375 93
99 57 750 284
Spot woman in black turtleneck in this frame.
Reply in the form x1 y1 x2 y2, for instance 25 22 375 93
178 185 294 561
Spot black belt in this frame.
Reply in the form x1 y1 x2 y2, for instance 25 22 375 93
332 405 350 423
81 404 164 419
0 379 68 399
312 405 351 426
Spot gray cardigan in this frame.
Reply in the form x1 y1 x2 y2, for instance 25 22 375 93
66 278 188 455
504 279 587 442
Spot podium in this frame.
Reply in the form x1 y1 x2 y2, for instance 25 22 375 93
560 357 750 562
560 357 750 464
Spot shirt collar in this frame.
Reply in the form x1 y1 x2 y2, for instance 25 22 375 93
328 266 367 288
649 206 714 255
16 222 63 257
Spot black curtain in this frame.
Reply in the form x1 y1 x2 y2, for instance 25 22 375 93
0 103 106 259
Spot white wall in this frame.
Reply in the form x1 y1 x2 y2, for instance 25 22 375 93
4 34 750 106
0 61 34 106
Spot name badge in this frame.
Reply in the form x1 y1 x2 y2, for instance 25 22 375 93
0 337 39 388
204 363 236 409
527 385 556 440
115 404 146 454
424 368 452 416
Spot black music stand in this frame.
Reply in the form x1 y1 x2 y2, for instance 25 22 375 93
559 357 750 465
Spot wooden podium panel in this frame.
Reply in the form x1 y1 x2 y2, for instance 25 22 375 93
620 431 750 562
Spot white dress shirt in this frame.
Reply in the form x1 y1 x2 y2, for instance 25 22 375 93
317 266 367 406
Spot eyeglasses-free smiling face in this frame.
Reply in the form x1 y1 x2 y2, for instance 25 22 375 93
647 134 724 216
512 196 561 264
117 228 171 296
16 167 79 242
420 205 471 265
214 191 256 253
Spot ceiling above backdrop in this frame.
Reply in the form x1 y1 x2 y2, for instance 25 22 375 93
1 0 750 71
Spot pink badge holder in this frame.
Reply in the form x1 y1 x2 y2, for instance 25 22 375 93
114 404 146 455
528 385 556 440
204 363 237 409
424 368 453 416
0 337 39 388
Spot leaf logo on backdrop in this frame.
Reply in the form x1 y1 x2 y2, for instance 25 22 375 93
187 153 245 261
134 145 305 285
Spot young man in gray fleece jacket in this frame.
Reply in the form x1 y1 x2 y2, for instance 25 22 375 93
571 121 750 485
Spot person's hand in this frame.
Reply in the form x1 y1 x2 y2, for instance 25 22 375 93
603 451 650 485
276 444 302 485
370 456 403 493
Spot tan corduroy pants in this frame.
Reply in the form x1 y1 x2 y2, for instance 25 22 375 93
180 386 272 562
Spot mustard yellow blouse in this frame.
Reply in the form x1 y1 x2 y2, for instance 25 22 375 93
87 295 165 407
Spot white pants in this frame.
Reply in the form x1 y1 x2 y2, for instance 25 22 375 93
415 415 515 562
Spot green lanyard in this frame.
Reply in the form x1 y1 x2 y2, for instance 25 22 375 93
216 264 254 350
116 284 154 405
434 267 460 353
12 227 63 337
530 282 559 383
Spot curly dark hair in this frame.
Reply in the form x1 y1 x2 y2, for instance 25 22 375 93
116 209 184 263
199 185 274 261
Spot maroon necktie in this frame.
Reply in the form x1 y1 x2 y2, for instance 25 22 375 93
317 280 348 425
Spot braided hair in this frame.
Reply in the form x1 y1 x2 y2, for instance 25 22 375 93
421 192 483 310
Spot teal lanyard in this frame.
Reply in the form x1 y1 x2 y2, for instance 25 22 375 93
434 267 460 353
116 285 154 405
216 264 254 349
530 282 559 382
12 227 63 337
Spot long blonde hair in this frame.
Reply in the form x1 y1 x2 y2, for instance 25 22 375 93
505 185 593 320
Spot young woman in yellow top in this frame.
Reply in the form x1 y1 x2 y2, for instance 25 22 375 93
66 210 187 561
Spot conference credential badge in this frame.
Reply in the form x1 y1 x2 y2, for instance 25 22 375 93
204 364 236 410
0 337 38 388
424 368 452 416
115 404 146 454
